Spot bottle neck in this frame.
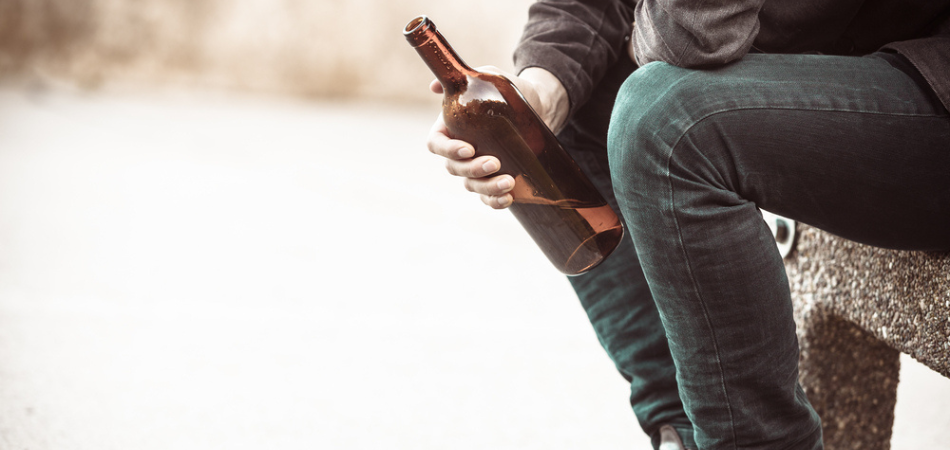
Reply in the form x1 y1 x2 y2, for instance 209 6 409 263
404 16 472 93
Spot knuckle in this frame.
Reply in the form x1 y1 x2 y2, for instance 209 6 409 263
472 159 487 177
426 134 442 156
495 176 513 194
444 160 459 176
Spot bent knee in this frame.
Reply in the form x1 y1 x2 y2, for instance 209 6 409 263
606 62 743 202
607 61 727 154
607 63 698 197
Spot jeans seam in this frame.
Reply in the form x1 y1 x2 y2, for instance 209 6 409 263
661 104 885 449
777 422 824 450
679 104 948 124
664 138 740 450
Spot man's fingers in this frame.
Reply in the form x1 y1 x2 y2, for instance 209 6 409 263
445 156 502 178
463 174 514 196
426 72 513 211
427 116 475 159
480 193 513 210
424 81 512 211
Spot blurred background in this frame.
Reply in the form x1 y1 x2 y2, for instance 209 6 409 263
0 1 947 449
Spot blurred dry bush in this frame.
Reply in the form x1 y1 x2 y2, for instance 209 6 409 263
0 0 531 102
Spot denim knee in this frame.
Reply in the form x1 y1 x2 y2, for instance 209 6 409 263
607 62 710 212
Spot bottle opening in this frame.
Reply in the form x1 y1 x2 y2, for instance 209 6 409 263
404 16 429 34
403 15 433 47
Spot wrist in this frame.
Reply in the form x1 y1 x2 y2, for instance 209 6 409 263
518 67 570 134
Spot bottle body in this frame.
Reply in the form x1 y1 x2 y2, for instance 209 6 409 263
405 16 623 275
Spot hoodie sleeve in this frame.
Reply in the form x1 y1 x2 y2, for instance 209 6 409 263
514 0 765 121
631 0 764 67
513 0 637 121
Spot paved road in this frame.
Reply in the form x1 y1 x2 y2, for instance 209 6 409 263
0 87 946 449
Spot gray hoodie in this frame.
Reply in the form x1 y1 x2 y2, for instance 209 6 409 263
514 0 950 118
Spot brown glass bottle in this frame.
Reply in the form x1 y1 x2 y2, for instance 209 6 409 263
404 16 623 275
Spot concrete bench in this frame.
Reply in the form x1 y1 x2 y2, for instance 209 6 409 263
780 224 950 450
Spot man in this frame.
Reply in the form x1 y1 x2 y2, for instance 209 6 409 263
426 1 950 448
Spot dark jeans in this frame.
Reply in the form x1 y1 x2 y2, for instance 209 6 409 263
563 52 950 450
560 54 697 449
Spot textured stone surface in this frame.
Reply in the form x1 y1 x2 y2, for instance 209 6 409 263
785 224 950 450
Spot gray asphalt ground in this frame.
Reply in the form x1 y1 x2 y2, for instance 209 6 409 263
0 86 947 449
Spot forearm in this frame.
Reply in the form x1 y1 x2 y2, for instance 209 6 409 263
513 0 636 122
518 67 570 134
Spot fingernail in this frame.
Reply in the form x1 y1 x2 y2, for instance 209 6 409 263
498 196 511 207
482 160 498 173
497 178 511 190
457 147 474 158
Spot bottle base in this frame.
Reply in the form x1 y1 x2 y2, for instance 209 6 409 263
561 224 625 276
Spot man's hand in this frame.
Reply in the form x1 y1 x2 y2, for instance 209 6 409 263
425 66 569 209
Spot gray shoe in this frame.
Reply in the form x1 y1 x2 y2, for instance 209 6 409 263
658 424 693 450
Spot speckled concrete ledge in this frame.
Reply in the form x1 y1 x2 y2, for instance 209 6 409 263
784 224 950 450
